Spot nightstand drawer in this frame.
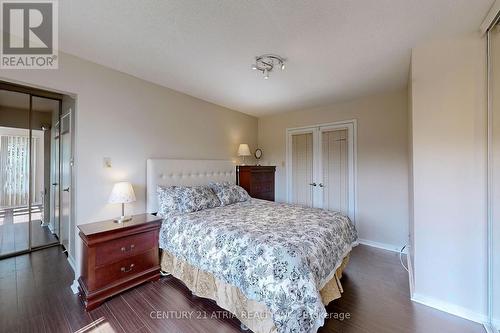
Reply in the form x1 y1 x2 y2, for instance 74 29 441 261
94 248 158 289
78 213 161 310
95 231 156 267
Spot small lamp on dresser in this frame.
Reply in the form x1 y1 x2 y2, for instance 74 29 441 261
238 143 251 165
109 181 136 223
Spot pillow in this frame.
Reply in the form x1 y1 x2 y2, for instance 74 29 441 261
157 185 182 218
177 185 221 212
208 182 250 206
157 185 220 218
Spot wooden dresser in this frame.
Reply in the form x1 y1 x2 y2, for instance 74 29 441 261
236 165 276 201
77 213 161 310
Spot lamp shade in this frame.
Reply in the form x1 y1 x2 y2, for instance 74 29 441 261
109 182 136 204
237 144 251 156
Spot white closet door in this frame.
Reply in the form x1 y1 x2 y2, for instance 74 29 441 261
287 121 355 221
320 129 349 215
291 132 314 206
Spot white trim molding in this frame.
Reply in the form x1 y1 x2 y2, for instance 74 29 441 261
358 238 403 253
411 293 488 325
67 253 76 273
70 279 79 294
67 252 78 294
483 322 500 333
494 319 500 332
486 23 500 333
481 0 500 34
407 246 415 296
285 119 357 223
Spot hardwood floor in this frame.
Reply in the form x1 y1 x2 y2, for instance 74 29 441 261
0 205 58 256
0 245 484 333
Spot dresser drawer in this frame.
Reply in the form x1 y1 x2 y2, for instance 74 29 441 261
94 248 158 289
251 171 274 183
256 191 274 201
251 181 273 194
95 231 156 267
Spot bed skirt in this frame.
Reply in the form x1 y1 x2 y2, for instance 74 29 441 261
160 250 350 333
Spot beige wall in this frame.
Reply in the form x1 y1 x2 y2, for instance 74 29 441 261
0 52 258 273
410 33 487 321
258 90 409 249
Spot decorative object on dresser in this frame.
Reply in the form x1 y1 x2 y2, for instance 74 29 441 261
236 165 276 201
254 148 263 165
108 181 136 223
77 213 161 310
237 143 251 165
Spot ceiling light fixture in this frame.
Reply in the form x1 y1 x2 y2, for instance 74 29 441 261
251 54 286 79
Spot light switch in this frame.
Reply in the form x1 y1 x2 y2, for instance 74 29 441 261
103 157 112 168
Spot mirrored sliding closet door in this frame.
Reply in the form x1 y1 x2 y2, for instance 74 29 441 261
0 83 63 259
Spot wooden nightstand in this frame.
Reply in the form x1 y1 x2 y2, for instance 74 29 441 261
77 213 161 310
236 165 276 201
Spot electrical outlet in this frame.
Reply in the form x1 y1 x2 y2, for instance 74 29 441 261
103 157 112 168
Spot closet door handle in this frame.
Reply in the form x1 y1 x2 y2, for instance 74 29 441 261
309 183 317 186
319 183 324 188
63 187 70 192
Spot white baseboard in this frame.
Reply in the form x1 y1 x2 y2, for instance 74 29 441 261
67 254 76 273
483 321 500 333
492 319 500 332
70 279 79 294
358 238 403 253
67 254 79 295
484 323 495 333
411 293 487 324
407 248 415 295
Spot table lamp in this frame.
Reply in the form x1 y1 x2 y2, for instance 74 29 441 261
109 181 136 223
238 143 251 165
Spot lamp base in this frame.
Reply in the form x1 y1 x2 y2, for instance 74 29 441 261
113 216 133 223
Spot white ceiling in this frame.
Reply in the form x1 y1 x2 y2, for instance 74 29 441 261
59 0 493 116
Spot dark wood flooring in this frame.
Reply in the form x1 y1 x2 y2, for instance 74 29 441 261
0 206 58 256
0 245 485 333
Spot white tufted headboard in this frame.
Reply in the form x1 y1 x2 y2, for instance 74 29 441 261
146 159 237 213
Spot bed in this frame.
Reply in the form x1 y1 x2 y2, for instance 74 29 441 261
146 159 358 333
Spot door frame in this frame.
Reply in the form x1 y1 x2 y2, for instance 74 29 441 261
60 110 72 254
286 119 357 223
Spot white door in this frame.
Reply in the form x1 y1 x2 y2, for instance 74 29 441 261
319 128 349 213
290 131 314 206
287 121 356 221
60 111 71 251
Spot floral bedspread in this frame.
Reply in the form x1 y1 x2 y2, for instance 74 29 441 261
159 199 358 333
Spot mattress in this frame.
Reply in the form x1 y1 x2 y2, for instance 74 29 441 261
159 198 358 333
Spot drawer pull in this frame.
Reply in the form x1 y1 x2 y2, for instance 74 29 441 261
120 244 135 252
121 264 135 273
